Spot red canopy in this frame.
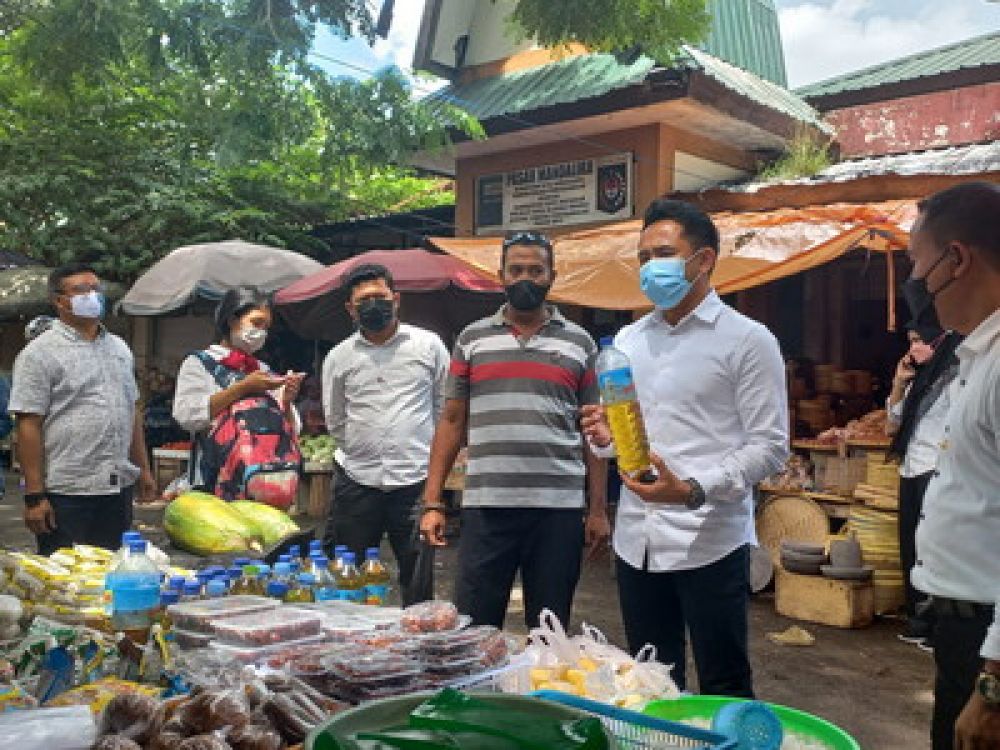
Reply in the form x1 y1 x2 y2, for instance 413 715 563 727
275 248 500 304
273 249 503 343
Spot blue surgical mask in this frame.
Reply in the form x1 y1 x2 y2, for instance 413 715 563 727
69 290 105 319
640 250 704 310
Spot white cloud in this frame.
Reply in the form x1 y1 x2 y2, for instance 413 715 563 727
780 0 997 88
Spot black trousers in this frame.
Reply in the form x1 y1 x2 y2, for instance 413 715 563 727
931 602 993 750
616 545 753 698
37 486 134 556
455 507 584 630
899 471 934 622
324 465 424 606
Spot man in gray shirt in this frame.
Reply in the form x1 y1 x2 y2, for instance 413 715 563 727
9 264 155 555
322 264 449 604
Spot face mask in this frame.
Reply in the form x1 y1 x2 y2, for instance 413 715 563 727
233 326 266 354
909 341 935 366
505 280 550 311
69 291 105 319
357 298 395 333
640 250 704 310
901 249 954 327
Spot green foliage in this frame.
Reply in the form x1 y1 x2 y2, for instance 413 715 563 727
509 0 711 62
756 131 835 181
0 1 468 279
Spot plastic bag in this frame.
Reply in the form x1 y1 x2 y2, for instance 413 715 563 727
98 691 160 741
0 705 97 750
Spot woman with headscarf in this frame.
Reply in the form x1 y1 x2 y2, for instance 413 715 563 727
173 287 305 508
886 310 962 650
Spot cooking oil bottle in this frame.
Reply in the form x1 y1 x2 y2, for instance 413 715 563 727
596 336 651 476
362 548 391 605
335 552 365 603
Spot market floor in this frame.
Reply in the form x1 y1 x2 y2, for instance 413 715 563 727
0 486 933 749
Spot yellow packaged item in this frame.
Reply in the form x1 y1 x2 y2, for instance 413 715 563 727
46 677 160 714
73 545 114 563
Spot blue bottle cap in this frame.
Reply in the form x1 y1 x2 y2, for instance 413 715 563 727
128 540 147 554
365 548 379 560
288 545 301 556
342 552 355 564
309 540 323 550
298 573 316 585
227 566 244 580
314 557 329 568
266 581 289 598
334 545 348 554
168 576 186 590
160 590 180 606
256 564 271 577
273 562 291 576
278 554 292 563
205 580 228 598
183 581 201 595
233 557 252 567
122 531 142 544
195 570 213 584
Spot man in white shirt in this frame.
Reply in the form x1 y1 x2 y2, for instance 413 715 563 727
583 199 788 698
904 182 1000 750
322 264 450 605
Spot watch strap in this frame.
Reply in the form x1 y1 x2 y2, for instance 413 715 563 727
979 672 1000 706
684 478 706 510
23 492 47 508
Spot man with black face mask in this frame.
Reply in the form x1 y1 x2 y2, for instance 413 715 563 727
420 232 609 629
321 264 450 605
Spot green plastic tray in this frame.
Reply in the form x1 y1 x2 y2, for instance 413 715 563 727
644 696 861 750
306 691 607 750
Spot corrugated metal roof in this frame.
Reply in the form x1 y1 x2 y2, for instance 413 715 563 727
796 31 1000 99
703 0 787 86
428 48 827 132
679 47 831 133
693 142 1000 194
427 53 655 121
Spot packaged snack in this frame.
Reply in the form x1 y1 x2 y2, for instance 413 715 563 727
207 634 327 665
166 597 278 634
321 651 421 683
174 690 251 735
211 608 322 647
46 678 159 716
226 724 283 750
399 601 461 633
93 736 143 750
260 641 339 671
98 690 161 741
0 683 38 713
420 625 499 656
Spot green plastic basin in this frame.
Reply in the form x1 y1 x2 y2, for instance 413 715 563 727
644 696 861 750
306 691 608 750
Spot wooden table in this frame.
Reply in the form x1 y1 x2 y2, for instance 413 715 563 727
300 461 334 519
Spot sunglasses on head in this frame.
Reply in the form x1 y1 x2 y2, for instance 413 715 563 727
503 231 553 251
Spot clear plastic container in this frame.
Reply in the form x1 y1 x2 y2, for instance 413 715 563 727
420 625 499 655
211 607 323 646
108 540 161 635
400 600 461 633
596 337 652 476
362 548 390 606
166 595 278 633
208 633 328 664
172 627 215 650
321 651 422 681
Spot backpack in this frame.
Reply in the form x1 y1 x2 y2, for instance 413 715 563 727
191 351 302 509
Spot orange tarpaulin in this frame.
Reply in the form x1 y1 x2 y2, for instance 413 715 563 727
429 200 917 312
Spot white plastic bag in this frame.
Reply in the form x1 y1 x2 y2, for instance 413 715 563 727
0 705 96 750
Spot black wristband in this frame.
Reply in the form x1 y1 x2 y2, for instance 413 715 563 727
23 492 47 508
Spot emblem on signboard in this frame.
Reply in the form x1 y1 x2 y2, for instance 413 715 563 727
596 162 628 214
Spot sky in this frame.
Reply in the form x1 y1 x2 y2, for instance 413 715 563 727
312 0 1000 91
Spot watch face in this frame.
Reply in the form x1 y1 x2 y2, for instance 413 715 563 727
980 673 1000 705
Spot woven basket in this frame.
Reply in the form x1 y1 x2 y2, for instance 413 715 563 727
816 455 867 496
757 494 831 563
866 459 901 494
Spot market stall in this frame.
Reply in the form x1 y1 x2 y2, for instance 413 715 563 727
0 524 863 750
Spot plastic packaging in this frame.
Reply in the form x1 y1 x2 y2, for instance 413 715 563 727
596 337 651 476
176 733 234 750
208 634 328 664
0 705 97 750
334 553 364 603
174 690 251 735
400 600 461 633
226 724 283 750
93 736 143 750
166 596 278 633
98 691 160 741
311 558 338 602
212 608 322 646
172 628 215 650
362 548 391 605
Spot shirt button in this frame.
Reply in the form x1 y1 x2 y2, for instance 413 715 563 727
919 513 926 521
960 379 967 387
916 560 923 567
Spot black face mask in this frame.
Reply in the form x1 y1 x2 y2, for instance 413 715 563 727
505 280 550 311
901 249 952 333
357 298 395 333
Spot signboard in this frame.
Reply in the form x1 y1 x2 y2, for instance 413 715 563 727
475 153 633 234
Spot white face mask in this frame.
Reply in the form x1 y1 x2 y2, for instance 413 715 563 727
233 326 266 354
69 291 105 319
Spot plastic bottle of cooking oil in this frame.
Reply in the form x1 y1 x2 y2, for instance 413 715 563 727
595 337 651 476
362 548 391 606
335 552 365 603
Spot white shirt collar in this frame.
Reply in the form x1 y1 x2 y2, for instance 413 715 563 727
354 323 409 348
957 308 1000 360
641 290 724 332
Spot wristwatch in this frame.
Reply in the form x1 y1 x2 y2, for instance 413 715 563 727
23 492 46 508
978 671 1000 707
683 478 706 511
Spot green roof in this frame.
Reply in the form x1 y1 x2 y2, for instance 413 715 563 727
429 48 828 133
796 30 1000 99
703 0 787 86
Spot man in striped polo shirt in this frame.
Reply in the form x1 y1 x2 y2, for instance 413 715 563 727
420 231 610 629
